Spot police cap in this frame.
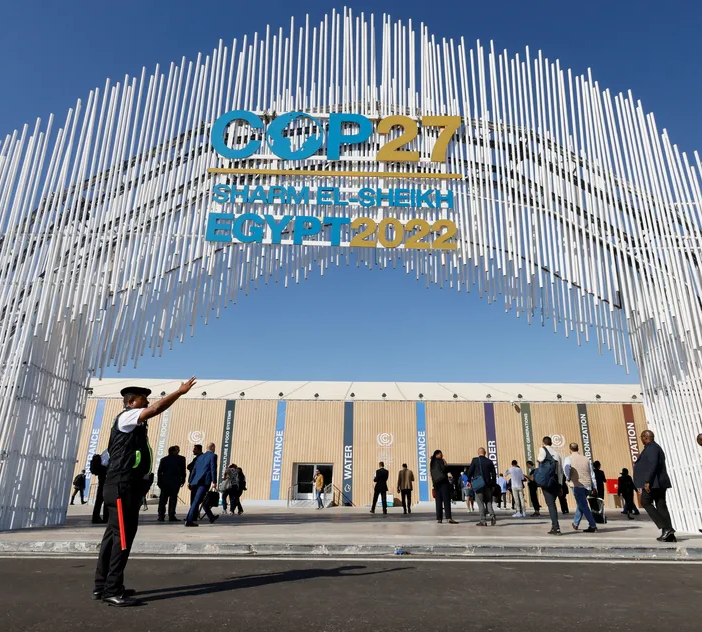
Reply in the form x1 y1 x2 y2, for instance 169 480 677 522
119 386 152 398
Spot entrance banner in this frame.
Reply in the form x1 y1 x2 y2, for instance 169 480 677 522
416 402 430 502
576 404 593 461
219 400 236 481
269 401 287 500
484 403 499 475
83 399 106 500
623 404 640 466
150 408 172 496
520 403 535 466
342 402 354 506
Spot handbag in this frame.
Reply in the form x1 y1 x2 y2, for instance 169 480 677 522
205 490 220 508
470 458 486 492
218 479 230 493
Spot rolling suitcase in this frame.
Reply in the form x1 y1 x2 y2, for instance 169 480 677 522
587 496 607 524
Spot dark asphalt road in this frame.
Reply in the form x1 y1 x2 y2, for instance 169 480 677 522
1 557 701 631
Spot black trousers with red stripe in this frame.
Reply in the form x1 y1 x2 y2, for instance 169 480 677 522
94 481 142 598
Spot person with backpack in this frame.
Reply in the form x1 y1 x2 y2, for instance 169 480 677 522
71 470 87 505
220 463 240 515
467 448 497 526
90 454 108 523
535 436 564 535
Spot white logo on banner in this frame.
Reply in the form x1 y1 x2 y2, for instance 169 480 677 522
189 430 205 444
551 434 565 449
377 433 394 447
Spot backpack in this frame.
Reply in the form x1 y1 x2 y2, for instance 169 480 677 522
89 454 102 476
73 474 84 487
533 449 558 489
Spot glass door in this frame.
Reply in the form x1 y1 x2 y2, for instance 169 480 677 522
293 464 334 500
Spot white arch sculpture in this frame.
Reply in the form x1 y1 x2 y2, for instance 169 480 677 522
1 9 701 532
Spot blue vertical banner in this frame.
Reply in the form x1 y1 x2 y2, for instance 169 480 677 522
415 401 429 502
269 400 287 500
484 402 499 475
83 399 106 497
342 402 354 505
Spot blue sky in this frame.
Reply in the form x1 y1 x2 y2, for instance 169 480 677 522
2 0 699 384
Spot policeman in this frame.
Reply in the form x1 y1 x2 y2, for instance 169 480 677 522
93 377 196 606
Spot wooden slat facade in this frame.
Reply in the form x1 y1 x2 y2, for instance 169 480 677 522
71 398 649 507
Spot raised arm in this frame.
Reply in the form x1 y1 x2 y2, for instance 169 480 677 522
138 377 196 423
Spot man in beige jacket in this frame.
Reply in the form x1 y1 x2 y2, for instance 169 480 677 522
564 443 599 533
397 463 415 514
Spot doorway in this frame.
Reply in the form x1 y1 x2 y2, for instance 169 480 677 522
293 463 333 500
446 464 471 503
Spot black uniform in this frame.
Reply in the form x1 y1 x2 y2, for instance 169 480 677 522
94 410 152 598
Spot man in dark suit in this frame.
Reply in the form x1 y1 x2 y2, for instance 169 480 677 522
467 448 497 526
371 462 389 515
186 444 203 508
185 443 218 527
634 430 675 542
157 445 186 522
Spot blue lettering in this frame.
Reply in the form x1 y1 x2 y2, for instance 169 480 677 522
232 213 264 243
327 113 373 160
293 216 322 244
264 215 293 244
210 110 262 160
205 213 234 242
323 216 351 246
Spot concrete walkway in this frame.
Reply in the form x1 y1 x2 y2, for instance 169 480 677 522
2 503 701 560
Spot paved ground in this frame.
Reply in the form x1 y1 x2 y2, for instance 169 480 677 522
1 557 701 631
2 503 701 560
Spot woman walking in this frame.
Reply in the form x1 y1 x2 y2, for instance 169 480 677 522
221 464 240 515
430 450 458 524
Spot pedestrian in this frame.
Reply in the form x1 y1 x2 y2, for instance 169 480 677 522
448 472 456 503
497 473 508 509
186 444 203 509
71 470 87 505
563 443 599 533
460 469 474 512
633 430 676 542
593 461 607 500
93 378 196 606
185 442 219 527
430 450 458 524
505 460 527 517
467 448 497 527
314 468 325 509
90 454 108 523
234 467 246 515
397 463 415 514
526 460 541 516
617 468 639 519
220 464 239 514
371 461 389 514
536 436 564 536
559 473 570 515
157 445 186 522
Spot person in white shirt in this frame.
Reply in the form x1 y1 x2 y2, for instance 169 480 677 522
563 443 599 533
537 436 564 535
505 460 527 517
496 474 508 509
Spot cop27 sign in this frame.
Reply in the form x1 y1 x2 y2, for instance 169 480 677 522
206 111 460 248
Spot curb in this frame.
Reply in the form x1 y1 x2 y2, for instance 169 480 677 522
0 540 699 561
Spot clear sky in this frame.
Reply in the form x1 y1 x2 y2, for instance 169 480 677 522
2 0 699 384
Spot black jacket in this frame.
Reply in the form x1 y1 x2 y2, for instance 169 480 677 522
430 458 449 486
467 456 496 488
633 441 671 490
618 474 636 495
158 454 187 488
374 468 389 492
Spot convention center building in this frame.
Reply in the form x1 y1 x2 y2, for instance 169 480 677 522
73 379 646 509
